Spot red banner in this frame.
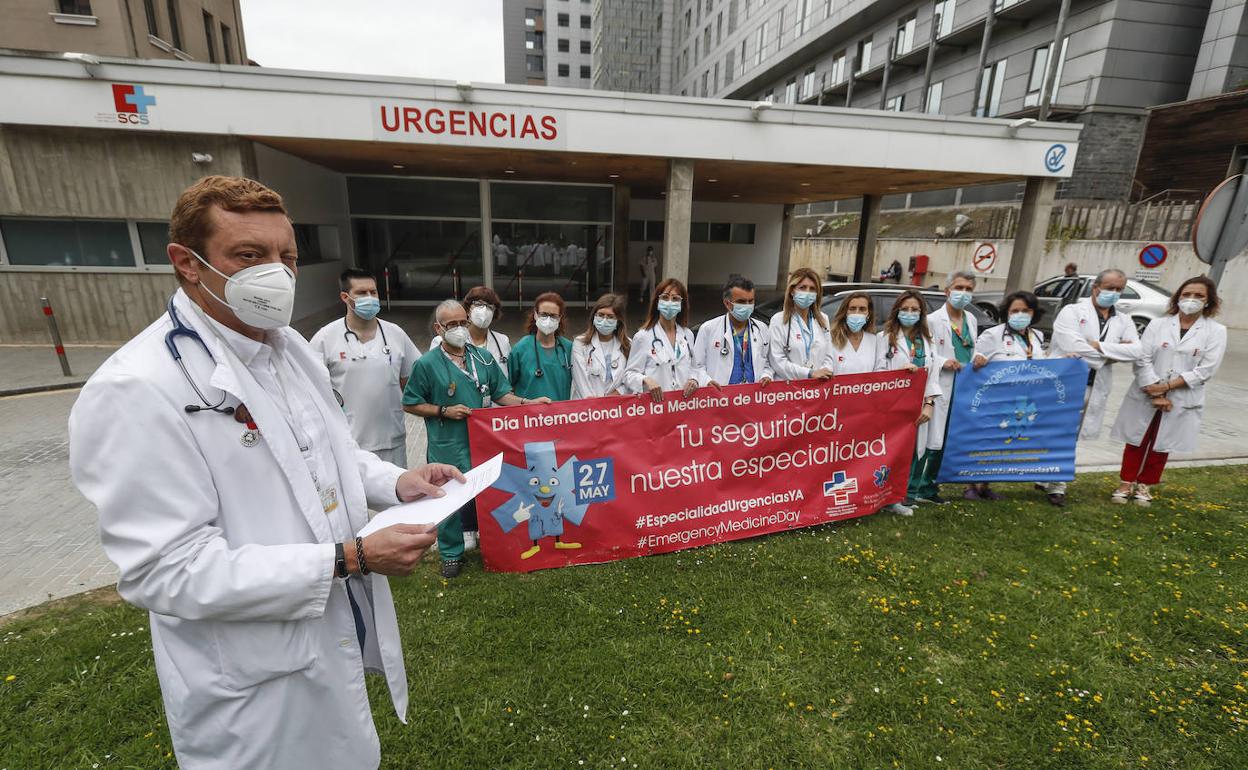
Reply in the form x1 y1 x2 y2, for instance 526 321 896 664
468 371 925 573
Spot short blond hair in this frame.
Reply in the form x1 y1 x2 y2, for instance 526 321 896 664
169 176 287 256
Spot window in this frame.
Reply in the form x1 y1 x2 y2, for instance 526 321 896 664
703 26 711 56
142 0 159 35
784 77 797 103
730 223 757 244
976 59 1007 117
558 63 570 77
220 23 233 63
166 0 182 49
201 12 218 62
740 38 747 71
801 66 816 98
824 0 834 18
580 14 591 28
885 94 904 111
690 222 710 243
580 65 591 79
57 0 91 14
933 0 954 37
797 0 808 35
556 37 569 52
702 71 709 97
830 51 846 83
763 88 775 103
627 219 666 241
725 49 735 84
709 223 732 242
136 221 171 263
895 13 916 56
925 80 943 113
755 22 768 65
526 55 544 73
0 217 135 267
855 38 872 72
557 12 569 26
291 224 339 265
1024 37 1068 107
729 0 739 33
580 39 591 54
713 62 720 92
717 11 723 45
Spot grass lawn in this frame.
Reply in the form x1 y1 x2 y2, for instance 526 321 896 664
2 467 1247 769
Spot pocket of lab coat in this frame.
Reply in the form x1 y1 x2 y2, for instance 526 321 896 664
213 618 318 690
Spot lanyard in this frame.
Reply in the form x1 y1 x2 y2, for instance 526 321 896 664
441 347 485 399
951 316 973 350
795 313 813 361
1011 331 1034 359
268 350 314 453
598 338 616 383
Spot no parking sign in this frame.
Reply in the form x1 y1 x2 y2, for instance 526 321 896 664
1138 243 1167 268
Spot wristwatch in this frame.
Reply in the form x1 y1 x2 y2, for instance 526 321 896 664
334 542 348 579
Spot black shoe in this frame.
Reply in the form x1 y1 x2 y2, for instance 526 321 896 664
1046 493 1066 507
440 558 464 578
903 496 921 507
915 493 948 505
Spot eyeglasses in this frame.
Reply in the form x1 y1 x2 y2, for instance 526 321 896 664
441 320 470 330
536 312 561 321
594 313 616 322
657 294 683 302
469 300 494 309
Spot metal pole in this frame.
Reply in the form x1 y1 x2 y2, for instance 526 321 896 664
845 53 857 107
383 266 392 311
40 297 73 376
971 3 997 116
879 37 894 110
1038 0 1071 121
920 0 941 112
453 267 461 300
518 267 525 309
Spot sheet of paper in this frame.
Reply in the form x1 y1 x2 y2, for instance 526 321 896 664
358 453 504 537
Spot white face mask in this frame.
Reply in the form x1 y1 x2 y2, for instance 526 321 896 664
535 315 560 336
190 248 295 330
469 306 494 329
442 325 471 348
1177 298 1205 316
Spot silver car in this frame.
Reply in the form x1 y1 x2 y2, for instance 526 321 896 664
1031 274 1171 335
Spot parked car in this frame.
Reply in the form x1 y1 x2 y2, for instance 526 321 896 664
693 282 993 335
974 274 1169 335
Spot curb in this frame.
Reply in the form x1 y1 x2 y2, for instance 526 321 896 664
1077 456 1248 473
0 381 87 398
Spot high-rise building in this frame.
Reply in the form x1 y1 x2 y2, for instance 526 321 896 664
503 0 597 88
589 0 1248 201
0 0 248 65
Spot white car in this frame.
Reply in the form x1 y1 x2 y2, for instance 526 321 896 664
1031 274 1171 334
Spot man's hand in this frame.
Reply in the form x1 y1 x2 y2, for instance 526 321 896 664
443 404 472 420
916 403 933 426
1142 381 1169 397
972 354 989 370
1150 396 1173 412
758 376 772 387
943 359 963 371
811 367 834 380
904 363 920 373
357 524 437 576
642 377 664 403
529 396 553 405
397 463 465 502
682 379 699 398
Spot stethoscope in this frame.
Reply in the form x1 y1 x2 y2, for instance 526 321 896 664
532 333 572 378
164 298 234 416
586 337 621 376
440 345 490 400
343 318 390 363
781 310 816 357
720 316 763 377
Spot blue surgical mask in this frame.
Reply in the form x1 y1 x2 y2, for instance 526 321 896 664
846 314 868 333
948 290 973 310
897 310 921 328
352 296 381 320
594 317 618 335
1008 312 1032 331
730 303 754 322
1095 290 1120 308
657 299 682 320
793 291 817 309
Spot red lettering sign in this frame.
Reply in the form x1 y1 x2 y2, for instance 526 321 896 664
377 103 561 143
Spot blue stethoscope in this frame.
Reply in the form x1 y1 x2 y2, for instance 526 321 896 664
164 297 234 416
343 318 390 363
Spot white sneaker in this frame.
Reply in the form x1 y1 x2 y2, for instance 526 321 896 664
886 503 914 517
463 531 479 552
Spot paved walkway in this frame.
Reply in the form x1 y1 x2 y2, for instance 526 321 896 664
1 324 1243 618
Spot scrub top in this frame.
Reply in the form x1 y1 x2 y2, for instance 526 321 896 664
508 334 573 402
950 316 975 365
402 344 510 471
308 318 421 452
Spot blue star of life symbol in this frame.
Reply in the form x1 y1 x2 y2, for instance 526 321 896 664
873 465 890 489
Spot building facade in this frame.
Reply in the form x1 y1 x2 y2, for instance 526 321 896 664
1 0 247 65
503 0 597 88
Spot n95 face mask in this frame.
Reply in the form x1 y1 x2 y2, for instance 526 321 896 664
191 248 296 330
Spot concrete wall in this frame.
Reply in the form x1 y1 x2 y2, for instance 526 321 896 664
1188 0 1248 98
0 270 177 343
790 236 1248 327
629 198 785 290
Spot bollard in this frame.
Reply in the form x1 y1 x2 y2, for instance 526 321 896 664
517 267 524 309
40 296 73 376
383 266 392 311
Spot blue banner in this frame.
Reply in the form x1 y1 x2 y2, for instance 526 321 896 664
936 358 1089 483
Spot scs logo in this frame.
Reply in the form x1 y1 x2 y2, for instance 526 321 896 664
102 84 156 125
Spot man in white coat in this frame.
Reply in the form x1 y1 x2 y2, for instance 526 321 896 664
68 176 461 770
1044 268 1141 504
693 274 774 387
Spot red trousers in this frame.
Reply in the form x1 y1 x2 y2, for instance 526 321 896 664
1120 412 1168 485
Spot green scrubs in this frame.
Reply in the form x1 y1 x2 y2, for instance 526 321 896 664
402 344 511 560
908 316 974 500
508 334 573 402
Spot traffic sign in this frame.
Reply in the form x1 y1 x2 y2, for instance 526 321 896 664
1193 174 1248 282
971 242 997 273
1138 243 1167 268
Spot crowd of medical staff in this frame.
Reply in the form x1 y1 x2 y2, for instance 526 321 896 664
319 264 1227 577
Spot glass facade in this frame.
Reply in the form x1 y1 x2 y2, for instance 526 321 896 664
0 217 134 267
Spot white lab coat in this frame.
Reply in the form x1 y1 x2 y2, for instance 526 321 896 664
571 335 630 398
309 317 421 451
768 308 833 380
975 324 1048 361
875 330 943 456
693 313 774 385
829 332 880 376
1110 314 1227 454
68 289 410 770
623 323 699 393
926 305 979 451
1048 299 1141 439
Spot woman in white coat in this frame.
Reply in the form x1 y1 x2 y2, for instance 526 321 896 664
1110 276 1226 506
623 277 704 401
572 293 632 398
970 290 1049 502
874 290 941 515
769 267 834 381
829 291 880 375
